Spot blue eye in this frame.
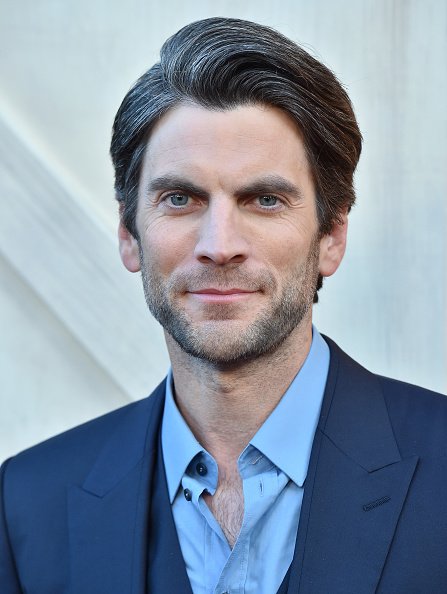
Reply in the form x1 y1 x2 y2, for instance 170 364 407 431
168 194 190 207
258 195 278 207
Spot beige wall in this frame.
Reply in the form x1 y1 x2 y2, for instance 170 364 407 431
1 0 446 461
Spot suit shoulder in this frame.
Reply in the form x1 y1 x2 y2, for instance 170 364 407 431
378 374 447 411
3 382 165 486
11 398 143 463
326 335 446 416
325 336 447 456
378 375 447 456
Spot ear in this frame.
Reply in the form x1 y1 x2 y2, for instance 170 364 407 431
318 213 348 278
118 217 141 273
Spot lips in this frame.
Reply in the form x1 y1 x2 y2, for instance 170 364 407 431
191 288 256 295
187 288 258 303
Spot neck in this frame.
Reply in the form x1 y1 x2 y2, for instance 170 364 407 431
166 318 313 467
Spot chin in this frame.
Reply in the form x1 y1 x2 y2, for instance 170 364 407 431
168 319 298 367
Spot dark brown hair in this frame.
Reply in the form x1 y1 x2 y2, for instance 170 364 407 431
110 17 362 299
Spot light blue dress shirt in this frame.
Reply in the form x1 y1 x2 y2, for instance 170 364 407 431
161 327 330 594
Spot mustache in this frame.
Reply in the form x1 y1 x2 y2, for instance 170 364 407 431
164 267 277 293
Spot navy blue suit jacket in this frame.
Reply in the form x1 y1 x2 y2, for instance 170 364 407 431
1 337 447 593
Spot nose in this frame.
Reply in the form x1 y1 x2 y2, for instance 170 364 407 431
194 197 249 265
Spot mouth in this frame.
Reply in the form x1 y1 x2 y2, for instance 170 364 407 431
187 288 259 303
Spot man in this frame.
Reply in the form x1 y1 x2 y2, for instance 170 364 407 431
1 16 446 594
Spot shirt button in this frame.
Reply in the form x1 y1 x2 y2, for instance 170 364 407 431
196 462 208 476
183 488 192 501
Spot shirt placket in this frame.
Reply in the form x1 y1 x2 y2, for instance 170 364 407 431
181 453 231 593
213 449 284 594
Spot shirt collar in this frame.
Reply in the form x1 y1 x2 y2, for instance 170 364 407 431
249 326 329 486
161 326 330 501
162 371 204 503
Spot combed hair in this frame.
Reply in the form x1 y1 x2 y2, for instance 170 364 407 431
110 17 362 300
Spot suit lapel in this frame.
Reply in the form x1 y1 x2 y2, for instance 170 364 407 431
146 432 193 593
287 339 418 594
67 383 166 594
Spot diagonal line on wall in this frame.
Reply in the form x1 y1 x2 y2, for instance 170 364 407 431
0 114 169 400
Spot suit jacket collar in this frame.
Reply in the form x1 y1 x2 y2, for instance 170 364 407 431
67 381 166 594
287 337 418 594
319 336 401 471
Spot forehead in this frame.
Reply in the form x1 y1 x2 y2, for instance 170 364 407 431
140 103 312 185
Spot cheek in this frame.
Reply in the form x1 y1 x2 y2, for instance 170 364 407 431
257 224 317 269
140 220 197 274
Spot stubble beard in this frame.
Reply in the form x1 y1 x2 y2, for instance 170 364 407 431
138 239 320 367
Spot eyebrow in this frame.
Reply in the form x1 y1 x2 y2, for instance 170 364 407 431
236 175 304 201
145 173 304 201
146 175 209 199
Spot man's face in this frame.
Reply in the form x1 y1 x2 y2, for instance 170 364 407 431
119 103 346 365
